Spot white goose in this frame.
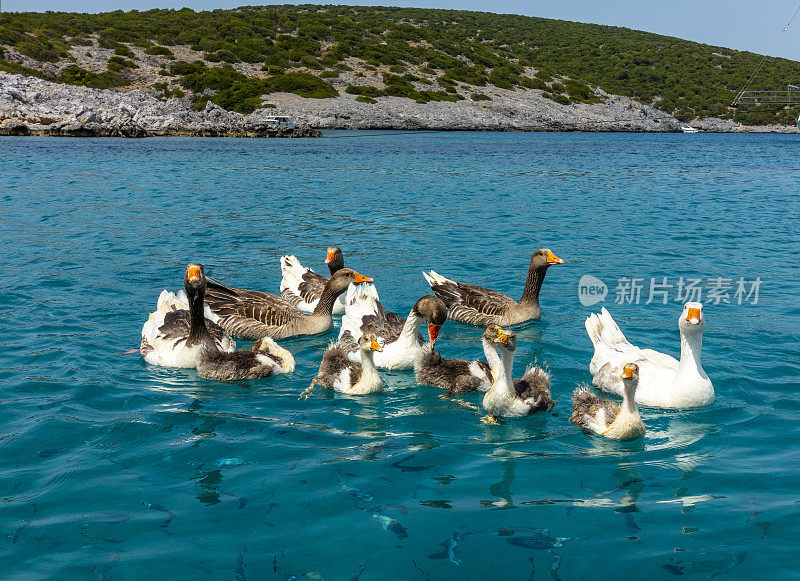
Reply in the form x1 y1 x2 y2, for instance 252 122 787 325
338 283 446 370
585 302 713 409
140 264 236 368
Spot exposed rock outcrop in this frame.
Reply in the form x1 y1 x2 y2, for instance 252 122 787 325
0 73 321 137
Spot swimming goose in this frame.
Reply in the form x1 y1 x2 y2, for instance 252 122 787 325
203 268 373 340
197 336 295 381
585 302 713 408
140 264 235 368
302 333 384 397
338 283 447 369
481 326 554 422
280 246 347 315
570 363 645 441
414 341 492 397
423 248 565 326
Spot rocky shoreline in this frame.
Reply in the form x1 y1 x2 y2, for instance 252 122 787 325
0 73 321 137
1 72 795 136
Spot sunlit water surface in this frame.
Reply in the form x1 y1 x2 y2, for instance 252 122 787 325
2 132 799 580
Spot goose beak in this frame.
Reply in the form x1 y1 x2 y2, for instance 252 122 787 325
186 265 201 283
371 339 383 352
686 307 701 325
428 324 441 344
546 251 565 265
494 329 510 345
325 250 336 264
621 367 634 379
353 272 374 284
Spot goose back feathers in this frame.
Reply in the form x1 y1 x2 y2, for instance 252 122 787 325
204 268 373 340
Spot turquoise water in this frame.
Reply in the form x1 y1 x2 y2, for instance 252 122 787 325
2 132 799 579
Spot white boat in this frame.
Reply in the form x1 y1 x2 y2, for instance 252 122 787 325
681 126 699 133
263 116 295 129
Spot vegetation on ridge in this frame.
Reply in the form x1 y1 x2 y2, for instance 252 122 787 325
1 5 798 123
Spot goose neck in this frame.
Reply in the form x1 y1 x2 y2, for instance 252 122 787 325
312 284 340 316
399 310 422 345
186 285 211 346
519 264 546 306
678 327 705 378
488 345 516 398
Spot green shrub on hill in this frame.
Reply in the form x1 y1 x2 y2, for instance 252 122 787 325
2 5 799 123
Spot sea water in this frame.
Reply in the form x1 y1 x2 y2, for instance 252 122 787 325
1 132 799 579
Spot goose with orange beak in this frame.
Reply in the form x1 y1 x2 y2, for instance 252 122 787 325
140 264 236 368
585 302 713 408
302 333 384 397
339 284 448 370
480 326 554 423
204 268 374 340
280 246 349 315
423 248 565 326
570 363 645 441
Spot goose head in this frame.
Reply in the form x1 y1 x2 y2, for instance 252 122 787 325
325 246 344 272
484 324 517 353
357 332 383 353
183 263 207 297
325 268 373 297
679 302 705 333
620 362 640 397
530 248 565 270
413 295 447 343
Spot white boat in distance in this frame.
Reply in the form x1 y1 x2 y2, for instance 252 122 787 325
681 126 699 133
263 116 295 129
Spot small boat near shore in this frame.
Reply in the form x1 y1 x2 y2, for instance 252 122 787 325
263 116 295 129
681 125 699 133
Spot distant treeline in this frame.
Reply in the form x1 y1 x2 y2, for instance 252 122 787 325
1 5 798 123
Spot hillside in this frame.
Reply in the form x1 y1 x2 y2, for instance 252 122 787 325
1 5 799 127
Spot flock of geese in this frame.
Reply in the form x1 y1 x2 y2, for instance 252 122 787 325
140 247 714 441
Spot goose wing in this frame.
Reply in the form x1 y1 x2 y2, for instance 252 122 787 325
205 277 304 339
570 386 619 431
339 283 398 345
317 343 363 389
279 255 328 308
585 307 679 393
513 366 554 411
424 271 515 325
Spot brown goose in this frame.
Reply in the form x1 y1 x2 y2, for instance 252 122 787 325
302 333 384 397
280 246 347 314
414 340 492 397
204 268 373 340
423 249 565 326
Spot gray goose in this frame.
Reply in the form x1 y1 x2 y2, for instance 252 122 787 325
569 363 645 441
302 333 384 397
204 268 373 340
197 336 295 381
280 246 347 314
414 338 492 397
423 248 565 326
